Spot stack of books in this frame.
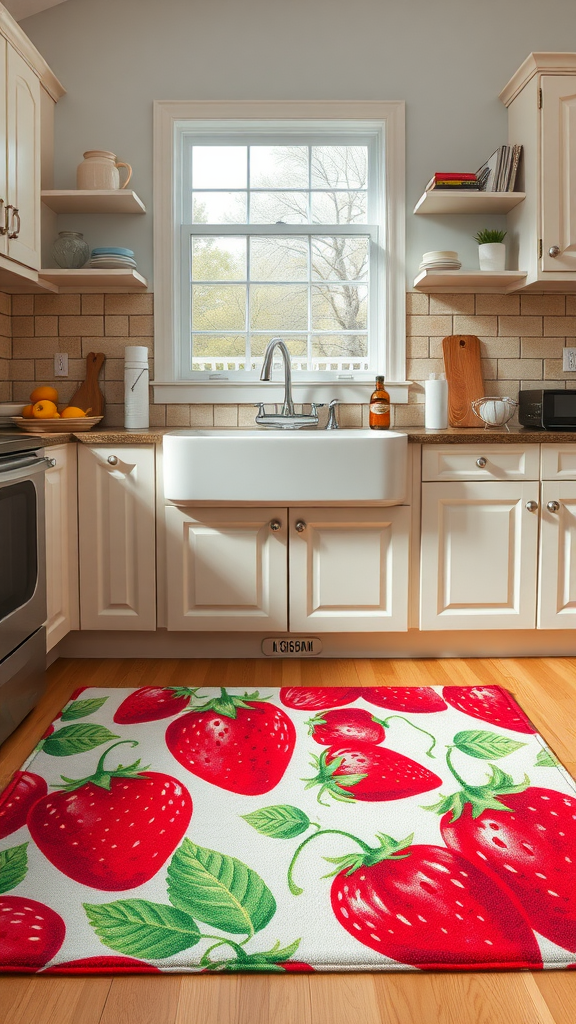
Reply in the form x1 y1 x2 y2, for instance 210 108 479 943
425 172 480 191
475 145 522 192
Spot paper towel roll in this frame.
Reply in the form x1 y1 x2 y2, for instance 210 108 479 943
424 375 448 429
124 345 149 429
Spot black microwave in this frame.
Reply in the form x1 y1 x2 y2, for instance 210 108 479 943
519 389 576 430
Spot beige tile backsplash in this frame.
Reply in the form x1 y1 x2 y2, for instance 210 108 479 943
3 288 576 428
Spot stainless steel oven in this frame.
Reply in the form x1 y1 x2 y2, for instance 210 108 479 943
0 435 50 744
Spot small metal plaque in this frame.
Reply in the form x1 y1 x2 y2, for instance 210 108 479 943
261 637 323 657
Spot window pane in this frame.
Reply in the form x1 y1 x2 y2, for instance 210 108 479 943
311 237 369 282
311 334 368 358
250 236 308 281
311 146 368 190
250 146 309 189
192 284 246 330
250 285 308 330
311 284 368 331
250 191 308 224
311 191 367 224
192 146 247 189
251 334 308 357
193 193 247 223
192 336 246 359
192 237 247 281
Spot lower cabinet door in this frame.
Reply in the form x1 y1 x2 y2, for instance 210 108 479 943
166 506 288 631
538 481 576 629
78 445 156 630
45 444 79 651
420 481 539 630
288 506 410 633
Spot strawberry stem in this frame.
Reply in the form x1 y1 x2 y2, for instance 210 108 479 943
379 715 437 757
287 829 374 895
55 740 150 793
187 687 270 720
302 750 368 805
423 745 531 822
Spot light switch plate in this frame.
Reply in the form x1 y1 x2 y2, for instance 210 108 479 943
54 353 68 376
563 348 576 372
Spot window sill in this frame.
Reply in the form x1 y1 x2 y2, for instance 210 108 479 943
152 381 412 405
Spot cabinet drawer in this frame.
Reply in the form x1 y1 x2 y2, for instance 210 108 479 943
422 445 539 482
540 444 576 480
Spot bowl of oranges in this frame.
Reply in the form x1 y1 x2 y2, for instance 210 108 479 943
11 387 103 433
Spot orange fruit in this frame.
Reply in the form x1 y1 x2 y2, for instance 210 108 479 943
30 386 59 404
32 400 58 419
60 406 87 418
21 404 34 418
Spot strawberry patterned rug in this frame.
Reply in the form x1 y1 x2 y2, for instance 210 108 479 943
0 684 575 974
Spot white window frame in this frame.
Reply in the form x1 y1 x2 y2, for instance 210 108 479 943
153 101 407 405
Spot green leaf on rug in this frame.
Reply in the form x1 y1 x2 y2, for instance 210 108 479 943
83 899 201 959
0 843 28 894
535 748 560 767
42 724 119 756
60 697 109 721
242 805 311 839
167 838 276 936
453 730 526 760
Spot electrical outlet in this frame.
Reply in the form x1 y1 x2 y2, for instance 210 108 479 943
54 353 68 377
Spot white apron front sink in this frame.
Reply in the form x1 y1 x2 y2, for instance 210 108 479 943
163 429 408 504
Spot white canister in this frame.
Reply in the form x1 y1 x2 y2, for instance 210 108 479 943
424 374 448 429
124 346 149 429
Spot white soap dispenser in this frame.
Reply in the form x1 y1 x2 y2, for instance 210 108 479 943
424 373 448 429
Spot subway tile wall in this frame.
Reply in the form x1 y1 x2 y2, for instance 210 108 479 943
3 290 576 427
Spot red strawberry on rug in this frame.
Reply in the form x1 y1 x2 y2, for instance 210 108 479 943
280 687 359 711
28 741 192 890
114 687 198 724
42 956 161 974
443 686 536 734
304 743 442 804
0 896 65 972
0 772 47 840
165 688 295 795
307 708 386 747
362 687 447 714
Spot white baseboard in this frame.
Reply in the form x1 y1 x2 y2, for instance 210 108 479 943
54 628 576 659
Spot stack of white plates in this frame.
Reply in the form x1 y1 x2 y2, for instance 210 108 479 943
88 247 137 269
419 250 461 270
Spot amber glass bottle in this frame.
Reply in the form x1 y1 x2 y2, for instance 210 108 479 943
369 375 390 429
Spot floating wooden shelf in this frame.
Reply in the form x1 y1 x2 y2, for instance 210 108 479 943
413 191 525 215
413 269 528 293
38 269 148 292
41 190 146 214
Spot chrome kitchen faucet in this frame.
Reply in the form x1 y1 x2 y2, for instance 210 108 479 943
256 337 320 429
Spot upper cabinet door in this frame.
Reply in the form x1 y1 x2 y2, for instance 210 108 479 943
6 44 41 270
0 37 6 258
541 75 576 272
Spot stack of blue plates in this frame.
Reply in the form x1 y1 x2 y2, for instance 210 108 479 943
89 247 137 269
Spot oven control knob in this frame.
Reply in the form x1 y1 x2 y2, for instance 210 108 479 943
549 245 561 258
476 457 487 468
107 455 119 466
547 500 560 513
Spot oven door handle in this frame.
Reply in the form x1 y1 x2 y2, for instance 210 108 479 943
0 453 52 478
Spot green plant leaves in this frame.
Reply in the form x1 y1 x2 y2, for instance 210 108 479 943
60 697 109 721
0 842 28 894
167 839 276 937
42 724 119 756
83 899 201 959
242 805 311 839
535 748 560 767
453 730 526 760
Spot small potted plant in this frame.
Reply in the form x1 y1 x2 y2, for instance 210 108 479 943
474 228 507 271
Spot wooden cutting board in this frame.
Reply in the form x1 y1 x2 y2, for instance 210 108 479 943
69 352 106 416
442 335 485 427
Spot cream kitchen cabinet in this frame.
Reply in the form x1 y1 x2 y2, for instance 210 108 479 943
537 445 576 629
165 504 410 633
78 445 156 631
44 444 78 652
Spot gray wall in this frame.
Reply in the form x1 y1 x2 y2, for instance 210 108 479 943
22 0 576 285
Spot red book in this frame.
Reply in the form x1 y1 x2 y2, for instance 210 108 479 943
434 172 477 180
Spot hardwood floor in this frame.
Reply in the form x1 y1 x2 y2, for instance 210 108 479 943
1 655 575 1024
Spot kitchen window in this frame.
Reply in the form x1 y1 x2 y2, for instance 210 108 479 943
153 102 406 404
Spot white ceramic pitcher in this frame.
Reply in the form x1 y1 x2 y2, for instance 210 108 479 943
77 150 133 190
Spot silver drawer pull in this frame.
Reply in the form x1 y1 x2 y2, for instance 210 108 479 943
549 245 560 258
547 500 560 513
270 519 281 532
476 457 487 468
525 500 538 512
107 455 119 466
295 521 306 533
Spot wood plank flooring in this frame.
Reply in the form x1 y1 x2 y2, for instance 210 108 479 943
0 655 575 1024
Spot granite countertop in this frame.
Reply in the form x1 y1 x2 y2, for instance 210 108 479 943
9 424 576 447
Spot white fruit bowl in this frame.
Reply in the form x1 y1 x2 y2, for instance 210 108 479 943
471 397 518 429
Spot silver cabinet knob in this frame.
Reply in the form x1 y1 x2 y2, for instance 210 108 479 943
295 520 306 533
547 500 560 513
476 457 487 468
47 457 57 468
526 500 539 512
549 245 561 258
107 455 119 466
269 519 281 532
